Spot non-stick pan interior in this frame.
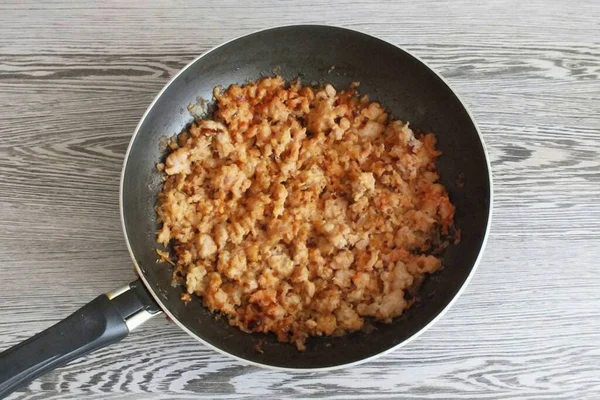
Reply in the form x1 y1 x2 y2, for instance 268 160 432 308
122 25 491 369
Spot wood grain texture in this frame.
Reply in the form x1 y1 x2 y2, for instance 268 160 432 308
1 0 599 399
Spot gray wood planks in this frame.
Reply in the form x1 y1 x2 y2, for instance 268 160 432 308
0 0 599 398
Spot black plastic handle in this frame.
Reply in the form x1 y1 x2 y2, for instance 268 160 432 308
0 280 160 398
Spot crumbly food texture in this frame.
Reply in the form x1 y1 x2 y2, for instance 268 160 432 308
156 76 456 350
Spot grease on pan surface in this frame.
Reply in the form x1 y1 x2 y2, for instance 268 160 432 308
156 76 457 350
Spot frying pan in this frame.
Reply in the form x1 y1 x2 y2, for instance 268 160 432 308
0 25 492 397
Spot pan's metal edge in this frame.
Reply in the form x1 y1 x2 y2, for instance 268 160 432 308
119 24 493 372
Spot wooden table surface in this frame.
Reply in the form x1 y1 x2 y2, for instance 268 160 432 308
1 1 599 399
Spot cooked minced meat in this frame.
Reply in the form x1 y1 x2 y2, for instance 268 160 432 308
156 76 457 350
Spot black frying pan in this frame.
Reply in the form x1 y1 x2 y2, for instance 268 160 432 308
0 25 492 398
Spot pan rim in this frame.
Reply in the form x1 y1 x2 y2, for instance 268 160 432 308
119 23 494 372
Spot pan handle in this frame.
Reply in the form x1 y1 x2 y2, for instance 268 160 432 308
0 279 161 398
